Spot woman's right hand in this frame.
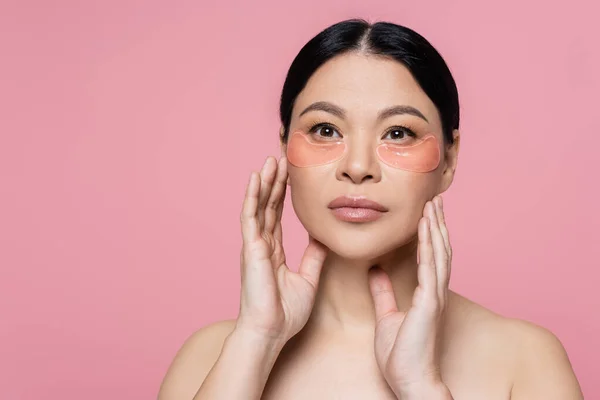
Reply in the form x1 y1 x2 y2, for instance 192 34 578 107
236 156 328 346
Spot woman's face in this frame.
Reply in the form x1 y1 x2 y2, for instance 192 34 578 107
282 52 459 260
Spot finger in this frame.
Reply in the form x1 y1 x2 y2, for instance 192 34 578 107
273 181 286 244
257 157 278 229
426 200 449 304
297 236 328 290
417 216 437 302
434 196 450 256
434 196 452 283
264 157 287 234
368 267 399 323
240 172 260 242
273 158 289 243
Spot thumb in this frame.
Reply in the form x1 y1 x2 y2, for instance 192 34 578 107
297 236 328 290
368 267 399 323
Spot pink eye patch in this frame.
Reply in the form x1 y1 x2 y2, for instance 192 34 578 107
286 131 346 167
286 131 440 172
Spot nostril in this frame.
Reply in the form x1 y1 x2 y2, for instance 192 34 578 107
342 172 374 183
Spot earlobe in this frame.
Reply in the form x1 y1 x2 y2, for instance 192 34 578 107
446 129 460 169
279 126 286 143
451 129 460 158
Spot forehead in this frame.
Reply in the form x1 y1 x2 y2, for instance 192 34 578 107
293 52 441 130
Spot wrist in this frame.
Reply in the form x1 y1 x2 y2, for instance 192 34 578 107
195 327 286 399
228 326 287 358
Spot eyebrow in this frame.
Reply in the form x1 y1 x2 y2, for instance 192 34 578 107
298 101 429 123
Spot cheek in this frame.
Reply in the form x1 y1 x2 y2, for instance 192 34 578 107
288 166 333 231
383 168 441 215
289 169 331 203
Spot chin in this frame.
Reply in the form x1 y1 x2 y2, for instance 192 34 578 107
308 222 415 262
326 242 390 262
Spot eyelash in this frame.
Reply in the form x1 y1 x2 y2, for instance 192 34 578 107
308 122 418 140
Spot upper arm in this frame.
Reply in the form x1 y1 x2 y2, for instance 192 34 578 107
158 319 237 400
510 321 583 399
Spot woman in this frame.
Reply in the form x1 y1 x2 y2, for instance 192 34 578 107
158 19 582 399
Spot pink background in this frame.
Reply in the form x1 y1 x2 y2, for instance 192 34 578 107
1 1 598 398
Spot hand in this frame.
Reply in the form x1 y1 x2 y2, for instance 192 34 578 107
368 196 453 398
236 156 328 346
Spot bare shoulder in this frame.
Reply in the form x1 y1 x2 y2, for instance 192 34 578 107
448 292 583 399
158 319 237 400
504 317 583 399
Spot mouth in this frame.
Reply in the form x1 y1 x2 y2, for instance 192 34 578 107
327 196 388 222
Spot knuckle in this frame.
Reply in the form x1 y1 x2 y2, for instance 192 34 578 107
240 207 252 221
266 199 278 210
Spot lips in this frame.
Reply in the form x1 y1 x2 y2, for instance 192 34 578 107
327 196 389 212
327 196 388 222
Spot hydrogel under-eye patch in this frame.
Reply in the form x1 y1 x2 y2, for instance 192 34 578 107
286 131 440 172
375 134 440 172
286 131 346 167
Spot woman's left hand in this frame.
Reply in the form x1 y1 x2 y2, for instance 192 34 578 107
368 196 454 399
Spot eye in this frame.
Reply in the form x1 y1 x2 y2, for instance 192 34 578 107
383 126 417 141
309 123 342 139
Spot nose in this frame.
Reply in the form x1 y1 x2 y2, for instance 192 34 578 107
335 135 382 184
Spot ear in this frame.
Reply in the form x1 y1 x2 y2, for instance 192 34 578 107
438 129 460 194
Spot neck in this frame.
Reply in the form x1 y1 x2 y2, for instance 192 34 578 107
304 236 420 338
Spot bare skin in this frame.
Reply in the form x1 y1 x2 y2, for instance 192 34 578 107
159 296 579 399
158 52 583 399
